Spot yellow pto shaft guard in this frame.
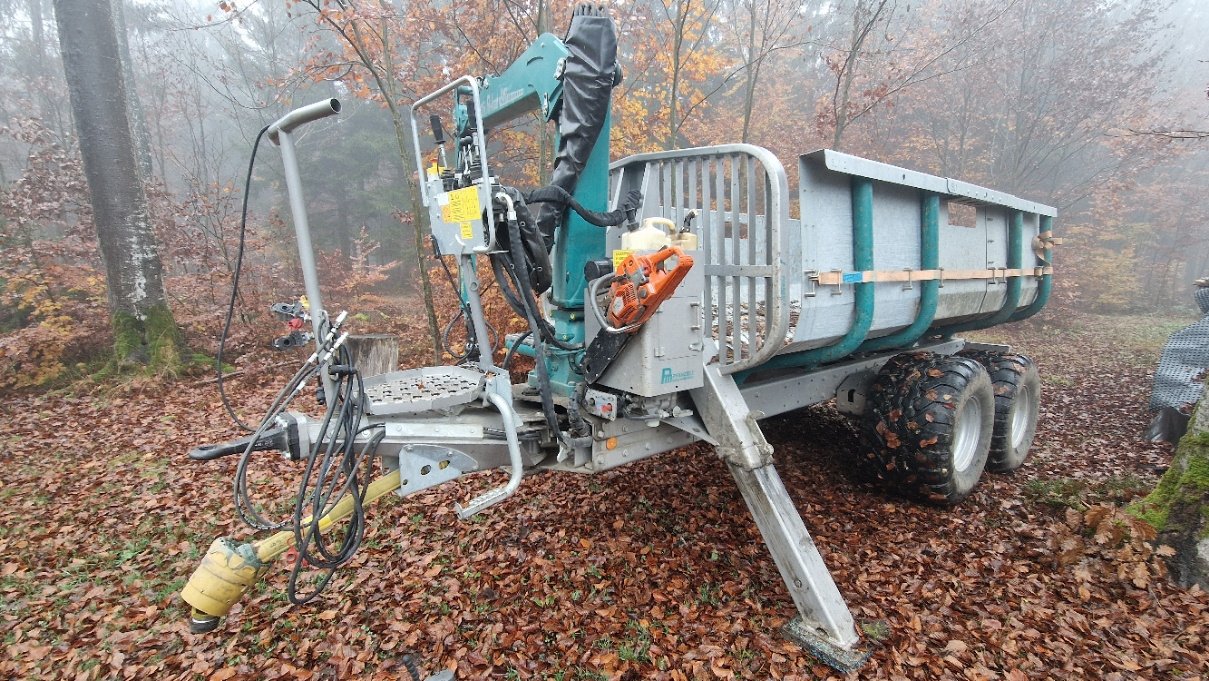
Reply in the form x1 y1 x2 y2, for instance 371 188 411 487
181 469 401 633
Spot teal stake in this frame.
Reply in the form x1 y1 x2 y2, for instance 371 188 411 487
738 176 876 380
1009 214 1054 323
858 192 940 353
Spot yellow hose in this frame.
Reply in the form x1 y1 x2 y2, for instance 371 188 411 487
181 469 401 628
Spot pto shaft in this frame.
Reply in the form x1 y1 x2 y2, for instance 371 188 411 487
181 469 401 632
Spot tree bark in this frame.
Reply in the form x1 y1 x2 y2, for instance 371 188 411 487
53 0 181 368
111 0 155 180
1133 400 1209 590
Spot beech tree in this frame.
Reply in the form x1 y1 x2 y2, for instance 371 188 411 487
53 0 181 367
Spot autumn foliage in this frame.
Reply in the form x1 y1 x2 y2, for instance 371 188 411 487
2 0 1207 386
2 0 1209 677
1 313 1207 678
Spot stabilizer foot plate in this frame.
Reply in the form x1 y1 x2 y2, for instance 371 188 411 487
783 616 871 674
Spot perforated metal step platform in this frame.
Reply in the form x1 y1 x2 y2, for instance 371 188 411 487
362 366 485 415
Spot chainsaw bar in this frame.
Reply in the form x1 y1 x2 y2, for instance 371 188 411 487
582 329 631 383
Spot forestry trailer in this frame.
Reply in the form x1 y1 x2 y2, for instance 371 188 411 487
181 6 1056 672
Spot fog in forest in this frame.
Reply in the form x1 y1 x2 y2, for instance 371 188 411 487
6 4 1209 676
3 0 1209 374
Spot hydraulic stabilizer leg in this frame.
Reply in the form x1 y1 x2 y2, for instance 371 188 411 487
690 365 870 672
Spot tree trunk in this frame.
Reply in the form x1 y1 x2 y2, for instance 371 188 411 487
1133 400 1209 590
346 334 399 377
353 13 442 364
111 0 155 180
667 2 685 151
54 0 181 369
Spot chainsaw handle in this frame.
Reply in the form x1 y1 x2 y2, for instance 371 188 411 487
617 244 685 276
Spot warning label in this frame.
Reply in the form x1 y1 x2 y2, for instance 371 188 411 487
612 249 632 270
440 187 481 225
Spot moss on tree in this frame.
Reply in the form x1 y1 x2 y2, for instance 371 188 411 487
111 303 183 372
1131 401 1209 588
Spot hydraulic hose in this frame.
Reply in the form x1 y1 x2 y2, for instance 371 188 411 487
527 186 642 228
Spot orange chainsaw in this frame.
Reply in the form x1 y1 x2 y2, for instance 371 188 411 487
583 246 694 382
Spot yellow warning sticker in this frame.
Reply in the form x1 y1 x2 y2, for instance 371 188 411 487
460 221 474 239
440 186 481 225
612 249 632 270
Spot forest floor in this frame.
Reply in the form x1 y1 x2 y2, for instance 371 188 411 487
1 310 1207 680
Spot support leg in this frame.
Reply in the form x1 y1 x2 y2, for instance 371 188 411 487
729 463 870 671
691 365 869 671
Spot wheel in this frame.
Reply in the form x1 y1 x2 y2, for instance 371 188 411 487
959 351 1041 473
861 352 995 505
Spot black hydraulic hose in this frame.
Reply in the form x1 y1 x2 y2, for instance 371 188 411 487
498 253 581 352
217 124 272 433
287 347 380 605
491 254 527 318
492 252 553 346
233 359 321 531
504 214 565 443
527 186 642 228
502 330 532 370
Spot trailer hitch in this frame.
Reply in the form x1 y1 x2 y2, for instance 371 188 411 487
187 412 308 461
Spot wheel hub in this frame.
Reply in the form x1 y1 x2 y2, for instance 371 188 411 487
952 397 982 472
1011 386 1035 450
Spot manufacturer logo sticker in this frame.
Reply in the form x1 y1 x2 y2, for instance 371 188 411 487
661 368 694 384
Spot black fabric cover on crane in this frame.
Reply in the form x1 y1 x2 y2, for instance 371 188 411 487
535 5 620 249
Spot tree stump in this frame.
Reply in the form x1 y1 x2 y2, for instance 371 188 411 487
1133 400 1209 590
345 334 399 377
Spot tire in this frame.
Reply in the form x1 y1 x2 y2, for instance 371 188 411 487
861 352 995 505
959 351 1041 473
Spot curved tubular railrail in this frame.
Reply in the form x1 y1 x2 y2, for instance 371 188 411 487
1009 214 1055 323
857 192 942 353
609 144 792 375
408 76 491 208
753 176 877 375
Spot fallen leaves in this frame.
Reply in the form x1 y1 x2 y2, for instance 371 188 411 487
0 311 1206 679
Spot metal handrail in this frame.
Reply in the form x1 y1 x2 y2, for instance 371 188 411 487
610 144 791 374
407 76 491 208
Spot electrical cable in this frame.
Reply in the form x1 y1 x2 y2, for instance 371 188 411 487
217 124 272 433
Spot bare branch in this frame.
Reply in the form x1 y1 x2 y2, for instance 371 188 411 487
1123 128 1209 140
